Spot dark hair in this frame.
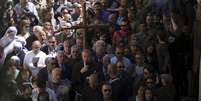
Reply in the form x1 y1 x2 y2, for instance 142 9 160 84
94 1 102 6
36 78 46 88
60 7 69 13
144 65 155 74
38 91 49 101
101 82 112 88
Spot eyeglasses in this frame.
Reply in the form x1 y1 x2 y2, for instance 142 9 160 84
121 24 127 26
146 81 153 84
72 51 78 53
116 52 124 55
49 41 56 43
104 89 112 92
117 66 124 68
45 23 51 26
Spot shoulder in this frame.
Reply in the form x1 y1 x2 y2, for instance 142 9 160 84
28 2 35 6
25 51 34 55
39 51 47 56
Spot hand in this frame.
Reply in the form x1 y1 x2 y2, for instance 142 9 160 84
80 66 88 74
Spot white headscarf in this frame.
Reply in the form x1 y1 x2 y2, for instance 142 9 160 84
0 26 18 47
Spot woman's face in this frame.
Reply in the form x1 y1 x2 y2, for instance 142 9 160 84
137 86 144 95
22 71 30 81
147 45 154 54
145 89 153 101
116 61 124 74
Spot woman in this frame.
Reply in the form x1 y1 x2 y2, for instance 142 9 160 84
129 86 145 101
143 87 157 101
0 26 20 56
17 18 31 40
144 44 158 72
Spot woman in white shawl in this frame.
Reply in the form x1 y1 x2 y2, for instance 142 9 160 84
0 26 22 57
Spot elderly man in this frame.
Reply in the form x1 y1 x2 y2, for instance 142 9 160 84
23 40 47 76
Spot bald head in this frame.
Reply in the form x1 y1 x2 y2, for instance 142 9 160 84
32 40 41 54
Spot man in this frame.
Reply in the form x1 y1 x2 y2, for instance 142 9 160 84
56 50 71 80
110 46 131 71
135 23 148 49
14 0 39 21
81 73 101 101
67 45 81 81
41 35 57 56
76 37 83 51
107 64 125 101
47 68 71 94
100 83 114 101
112 20 130 46
32 78 57 101
63 39 71 58
71 49 98 89
71 2 82 21
55 22 72 43
23 40 47 76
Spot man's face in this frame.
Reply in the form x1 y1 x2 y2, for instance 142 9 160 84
143 68 151 78
20 0 28 5
146 15 152 25
146 78 154 88
95 44 104 55
32 42 41 54
102 85 112 98
76 39 83 49
115 48 124 57
94 4 102 14
101 0 109 8
120 0 128 7
52 69 61 82
82 52 90 63
56 52 64 63
120 21 127 31
135 54 144 65
46 0 54 7
48 38 56 49
71 47 79 59
64 41 71 54
139 24 146 32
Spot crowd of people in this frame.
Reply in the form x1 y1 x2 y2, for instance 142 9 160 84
0 0 197 101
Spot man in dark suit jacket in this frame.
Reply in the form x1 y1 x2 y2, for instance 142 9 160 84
41 36 57 55
71 49 99 91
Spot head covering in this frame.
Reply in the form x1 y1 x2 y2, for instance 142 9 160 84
6 26 18 37
73 2 82 8
14 41 23 49
0 26 18 47
11 56 20 61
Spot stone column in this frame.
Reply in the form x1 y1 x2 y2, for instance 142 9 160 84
197 0 201 100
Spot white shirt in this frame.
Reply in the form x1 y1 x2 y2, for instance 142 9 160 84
135 65 144 76
23 50 47 76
